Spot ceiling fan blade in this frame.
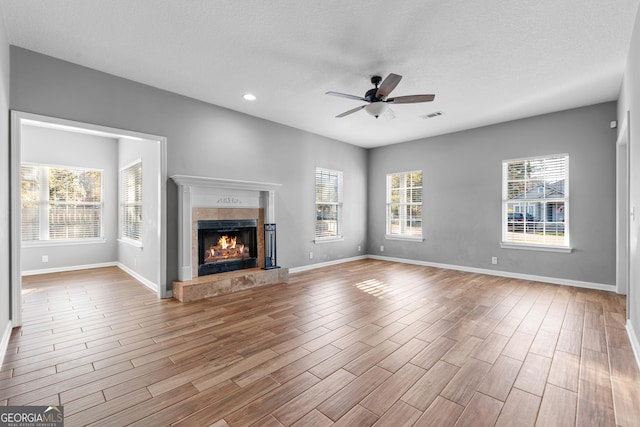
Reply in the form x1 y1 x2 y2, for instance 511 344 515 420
386 94 435 104
336 105 366 118
376 73 402 99
326 91 366 102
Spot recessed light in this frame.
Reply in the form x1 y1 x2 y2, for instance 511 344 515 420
243 93 256 101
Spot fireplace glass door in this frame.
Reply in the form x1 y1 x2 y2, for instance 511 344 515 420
197 219 258 276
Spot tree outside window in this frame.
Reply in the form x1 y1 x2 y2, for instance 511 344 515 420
503 154 568 248
21 164 103 241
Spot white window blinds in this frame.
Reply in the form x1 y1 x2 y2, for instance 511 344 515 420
20 165 41 241
315 167 343 239
503 154 569 247
386 170 423 238
120 161 143 241
21 164 103 241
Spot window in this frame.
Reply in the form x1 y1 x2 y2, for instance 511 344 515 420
21 164 103 242
120 160 143 242
502 154 569 249
315 167 343 240
386 170 423 239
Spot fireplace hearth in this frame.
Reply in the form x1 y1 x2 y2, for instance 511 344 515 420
198 219 258 276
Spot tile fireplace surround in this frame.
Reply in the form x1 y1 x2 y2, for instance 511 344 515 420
171 175 289 302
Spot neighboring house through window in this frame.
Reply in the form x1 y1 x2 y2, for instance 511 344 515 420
120 160 143 243
315 167 343 241
386 170 423 239
21 164 103 242
502 154 569 250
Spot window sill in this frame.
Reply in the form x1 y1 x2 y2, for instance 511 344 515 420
314 236 344 244
385 235 425 242
118 238 143 249
500 242 572 253
22 238 106 248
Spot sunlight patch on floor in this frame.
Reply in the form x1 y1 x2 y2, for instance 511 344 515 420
353 278 393 298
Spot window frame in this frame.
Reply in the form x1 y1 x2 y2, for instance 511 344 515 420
501 154 571 253
386 170 424 241
119 159 143 247
21 162 105 246
314 167 344 243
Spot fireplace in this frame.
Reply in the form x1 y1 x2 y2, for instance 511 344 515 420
171 176 289 302
171 175 281 282
197 219 258 276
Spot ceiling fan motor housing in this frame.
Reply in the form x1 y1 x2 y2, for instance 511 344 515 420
365 88 381 103
365 75 383 102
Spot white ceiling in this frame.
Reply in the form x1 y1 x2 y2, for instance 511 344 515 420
1 0 639 148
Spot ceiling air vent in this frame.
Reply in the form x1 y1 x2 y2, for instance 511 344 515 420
421 111 444 119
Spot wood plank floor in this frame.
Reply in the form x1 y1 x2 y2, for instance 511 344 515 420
1 259 640 426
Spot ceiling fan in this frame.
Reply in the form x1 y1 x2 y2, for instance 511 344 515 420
326 73 435 118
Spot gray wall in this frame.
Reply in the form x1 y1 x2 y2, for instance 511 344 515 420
368 102 618 287
618 6 640 346
10 47 369 292
20 125 118 272
5 46 621 296
0 5 11 341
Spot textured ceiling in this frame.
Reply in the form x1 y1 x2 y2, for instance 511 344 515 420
1 0 638 148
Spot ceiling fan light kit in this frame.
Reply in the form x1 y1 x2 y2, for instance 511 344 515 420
326 73 435 119
365 102 388 118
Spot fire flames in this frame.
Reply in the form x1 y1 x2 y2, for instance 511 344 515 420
219 235 237 249
205 235 248 263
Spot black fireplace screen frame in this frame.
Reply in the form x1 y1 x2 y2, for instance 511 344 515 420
197 219 258 276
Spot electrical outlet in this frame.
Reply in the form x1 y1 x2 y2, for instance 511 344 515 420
380 245 384 252
309 251 313 260
358 245 361 251
491 256 498 265
42 255 48 263
134 257 137 266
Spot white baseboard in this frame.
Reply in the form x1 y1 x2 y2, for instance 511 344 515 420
626 321 640 370
368 255 614 291
302 254 614 292
21 262 118 276
0 320 13 371
116 263 160 294
21 262 165 297
289 255 368 274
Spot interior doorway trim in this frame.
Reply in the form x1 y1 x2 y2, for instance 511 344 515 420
10 111 168 327
616 110 630 297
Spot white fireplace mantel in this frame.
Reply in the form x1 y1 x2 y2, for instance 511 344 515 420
171 175 282 281
171 175 282 192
